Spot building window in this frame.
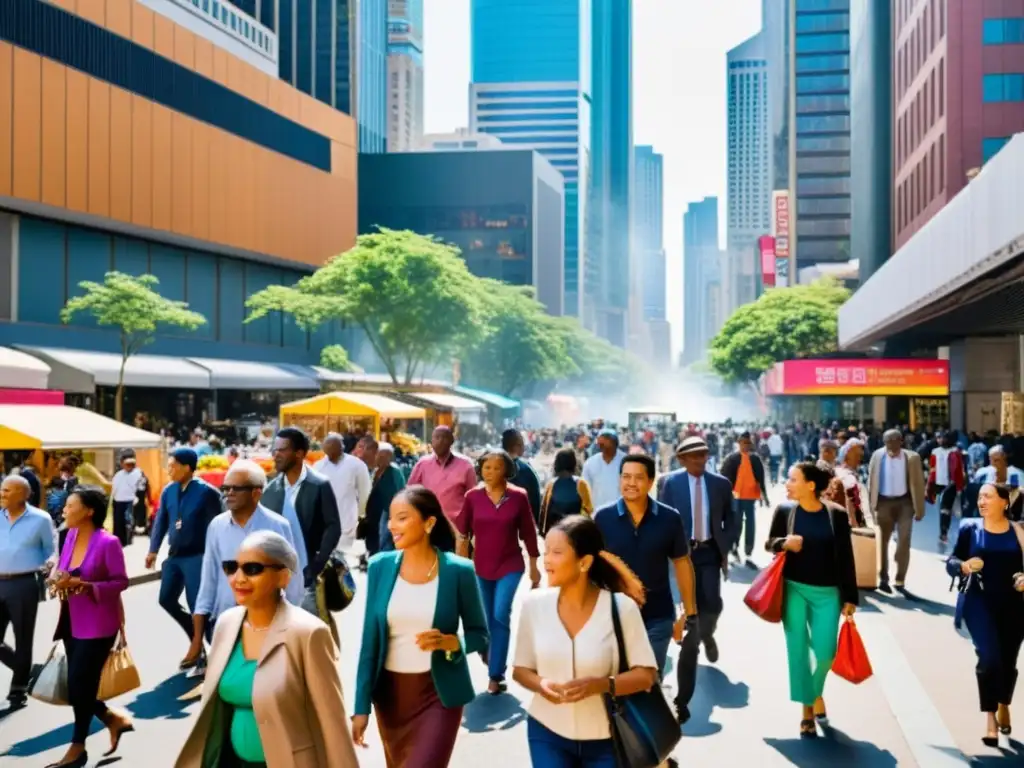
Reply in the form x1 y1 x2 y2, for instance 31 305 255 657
983 73 1024 102
983 136 1012 163
983 18 1024 45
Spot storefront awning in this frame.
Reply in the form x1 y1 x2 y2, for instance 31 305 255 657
0 405 163 450
0 347 50 390
405 392 487 411
452 385 520 411
16 346 210 392
188 358 319 391
281 391 426 420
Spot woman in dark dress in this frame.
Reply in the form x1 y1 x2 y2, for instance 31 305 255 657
947 482 1024 743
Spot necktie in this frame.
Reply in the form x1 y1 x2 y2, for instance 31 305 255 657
693 475 704 541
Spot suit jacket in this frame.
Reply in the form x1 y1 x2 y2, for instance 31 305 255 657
354 549 488 716
174 601 359 768
261 469 341 586
867 448 925 519
56 528 128 639
657 469 735 574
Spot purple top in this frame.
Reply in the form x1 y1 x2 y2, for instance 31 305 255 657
456 484 540 581
58 528 129 639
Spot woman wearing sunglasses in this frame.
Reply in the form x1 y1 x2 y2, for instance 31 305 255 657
175 530 359 768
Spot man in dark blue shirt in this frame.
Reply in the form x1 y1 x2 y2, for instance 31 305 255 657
593 455 698 692
503 428 542 524
147 448 222 670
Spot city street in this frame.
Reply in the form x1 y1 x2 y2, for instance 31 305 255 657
0 491 1019 767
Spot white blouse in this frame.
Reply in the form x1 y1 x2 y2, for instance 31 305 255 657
385 576 439 673
513 588 658 741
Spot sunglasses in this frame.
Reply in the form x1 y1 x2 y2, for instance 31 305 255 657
222 560 287 577
220 484 257 494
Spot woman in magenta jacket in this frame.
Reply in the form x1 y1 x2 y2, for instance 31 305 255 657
47 485 134 768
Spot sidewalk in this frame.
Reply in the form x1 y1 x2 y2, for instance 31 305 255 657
124 535 169 587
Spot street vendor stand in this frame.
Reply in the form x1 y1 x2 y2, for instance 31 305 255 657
390 391 487 431
279 391 426 442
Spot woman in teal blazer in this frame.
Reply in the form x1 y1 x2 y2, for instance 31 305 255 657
352 485 488 767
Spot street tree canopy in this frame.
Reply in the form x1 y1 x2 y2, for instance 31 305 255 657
319 344 356 373
60 272 207 421
246 229 487 385
708 278 850 388
461 282 578 397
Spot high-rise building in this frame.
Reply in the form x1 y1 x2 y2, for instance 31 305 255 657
633 146 665 322
682 197 721 366
764 0 791 196
726 31 770 314
589 0 633 346
850 0 892 283
469 0 590 320
791 0 852 273
894 2 1024 251
388 0 425 152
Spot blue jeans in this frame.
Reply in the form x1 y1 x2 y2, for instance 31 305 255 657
477 571 521 681
527 717 617 768
733 499 757 557
158 554 203 641
645 616 674 679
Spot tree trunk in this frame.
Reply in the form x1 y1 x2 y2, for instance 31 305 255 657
116 340 128 423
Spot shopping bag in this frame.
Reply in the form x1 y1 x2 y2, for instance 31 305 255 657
29 642 70 706
743 553 787 623
832 617 873 684
97 630 141 701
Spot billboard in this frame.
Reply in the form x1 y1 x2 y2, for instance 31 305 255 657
772 190 790 258
758 236 776 288
764 359 950 396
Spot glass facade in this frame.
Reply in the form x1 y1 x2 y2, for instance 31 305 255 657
983 18 1024 44
471 0 581 83
983 136 1012 163
982 73 1024 103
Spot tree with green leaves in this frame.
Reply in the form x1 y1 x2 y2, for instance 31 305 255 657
319 344 356 373
461 281 578 396
246 229 487 385
549 316 638 393
61 272 207 421
708 277 850 391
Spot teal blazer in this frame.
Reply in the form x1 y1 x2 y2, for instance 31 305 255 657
354 549 488 715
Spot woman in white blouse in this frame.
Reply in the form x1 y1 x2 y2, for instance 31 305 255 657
513 515 658 767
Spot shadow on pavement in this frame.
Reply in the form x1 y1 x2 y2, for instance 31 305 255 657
765 724 899 767
681 665 750 738
865 588 955 618
725 564 762 587
934 743 1022 765
461 691 528 733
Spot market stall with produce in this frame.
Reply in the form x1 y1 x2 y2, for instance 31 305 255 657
279 391 426 443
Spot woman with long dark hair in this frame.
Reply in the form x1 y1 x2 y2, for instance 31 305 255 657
947 482 1024 743
539 448 594 534
766 461 858 739
352 485 487 767
513 515 657 767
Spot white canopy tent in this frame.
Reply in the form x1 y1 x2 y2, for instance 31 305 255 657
0 405 163 450
0 348 51 390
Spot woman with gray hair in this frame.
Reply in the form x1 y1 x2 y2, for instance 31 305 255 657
175 531 358 768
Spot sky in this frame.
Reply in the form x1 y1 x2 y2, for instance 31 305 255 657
422 0 763 355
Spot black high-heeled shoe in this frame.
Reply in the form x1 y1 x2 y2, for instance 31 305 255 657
44 752 88 768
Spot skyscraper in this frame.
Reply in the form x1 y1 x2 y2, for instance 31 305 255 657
633 146 666 322
682 197 721 366
388 0 425 152
726 31 770 314
469 0 590 319
589 0 633 346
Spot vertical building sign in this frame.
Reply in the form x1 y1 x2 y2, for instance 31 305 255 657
758 235 776 288
772 190 790 287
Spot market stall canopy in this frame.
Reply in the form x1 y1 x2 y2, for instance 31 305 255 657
405 392 486 411
188 358 319 391
16 346 210 392
0 347 50 390
0 405 163 450
281 392 426 419
453 385 520 412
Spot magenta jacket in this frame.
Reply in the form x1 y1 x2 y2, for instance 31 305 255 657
58 528 129 639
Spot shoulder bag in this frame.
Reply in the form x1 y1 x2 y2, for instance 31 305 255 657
29 642 70 706
602 594 681 768
743 503 798 623
98 601 141 701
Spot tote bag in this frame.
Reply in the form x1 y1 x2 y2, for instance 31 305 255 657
29 642 70 706
744 504 798 622
832 617 873 684
98 628 141 701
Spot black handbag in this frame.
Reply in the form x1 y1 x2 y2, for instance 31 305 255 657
319 553 357 612
602 594 681 768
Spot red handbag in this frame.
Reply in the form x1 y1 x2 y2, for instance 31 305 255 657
832 617 873 684
743 553 787 622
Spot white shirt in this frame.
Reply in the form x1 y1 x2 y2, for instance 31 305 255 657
313 454 370 534
974 465 1024 487
582 451 625 509
111 468 143 503
686 471 711 541
385 575 439 673
932 447 951 486
880 452 908 498
513 588 657 741
767 434 784 456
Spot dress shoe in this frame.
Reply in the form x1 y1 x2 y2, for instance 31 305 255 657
703 637 720 664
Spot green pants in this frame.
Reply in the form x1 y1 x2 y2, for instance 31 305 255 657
782 579 841 706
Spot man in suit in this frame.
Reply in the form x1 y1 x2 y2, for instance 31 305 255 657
657 436 735 724
868 428 926 593
262 427 342 615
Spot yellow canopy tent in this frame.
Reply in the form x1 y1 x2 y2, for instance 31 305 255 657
279 392 426 440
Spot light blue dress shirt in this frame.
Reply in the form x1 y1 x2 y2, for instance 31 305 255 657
686 472 711 540
0 504 56 575
281 467 310 576
195 505 304 621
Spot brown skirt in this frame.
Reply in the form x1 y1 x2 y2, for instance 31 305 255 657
373 670 463 768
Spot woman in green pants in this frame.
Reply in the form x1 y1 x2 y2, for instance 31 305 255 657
766 461 859 738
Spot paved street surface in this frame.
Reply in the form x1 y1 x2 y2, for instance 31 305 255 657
1 485 1021 766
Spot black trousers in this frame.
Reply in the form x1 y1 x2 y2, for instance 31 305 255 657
65 634 116 743
0 574 40 696
112 501 133 547
966 597 1024 712
935 484 959 537
675 543 723 712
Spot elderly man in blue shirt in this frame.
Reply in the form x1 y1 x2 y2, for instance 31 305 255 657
146 447 224 672
0 474 56 708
